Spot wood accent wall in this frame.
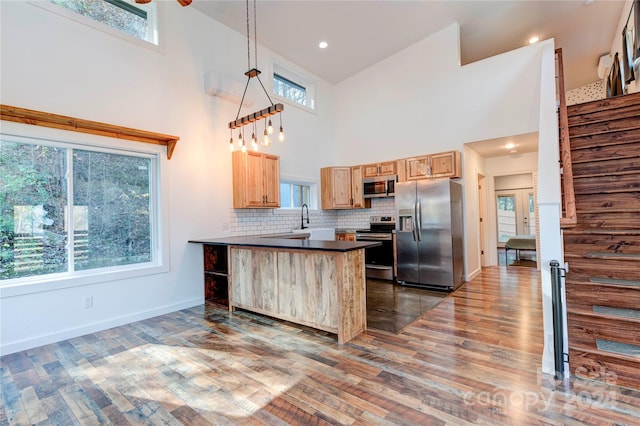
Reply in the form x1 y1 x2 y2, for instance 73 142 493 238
229 246 366 344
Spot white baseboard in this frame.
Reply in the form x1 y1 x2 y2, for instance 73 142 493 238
465 267 482 282
0 297 203 356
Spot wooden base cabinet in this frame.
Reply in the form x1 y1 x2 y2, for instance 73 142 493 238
232 150 280 208
229 246 367 344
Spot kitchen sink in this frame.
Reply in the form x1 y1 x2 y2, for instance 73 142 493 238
291 227 336 240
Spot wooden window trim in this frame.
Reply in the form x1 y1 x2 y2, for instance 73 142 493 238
0 104 179 159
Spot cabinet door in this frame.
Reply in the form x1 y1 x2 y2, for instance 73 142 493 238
332 167 353 208
243 151 266 207
406 156 431 180
262 154 280 207
351 166 367 208
321 167 352 209
362 163 380 178
378 161 397 176
431 151 460 178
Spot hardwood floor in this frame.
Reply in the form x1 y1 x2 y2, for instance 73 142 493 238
366 279 447 333
2 266 639 425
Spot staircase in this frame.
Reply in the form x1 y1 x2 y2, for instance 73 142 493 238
562 91 640 390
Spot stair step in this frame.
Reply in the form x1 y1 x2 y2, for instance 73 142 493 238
569 347 640 390
566 257 639 281
571 140 640 163
568 117 640 139
574 192 640 211
566 280 640 311
593 306 640 320
568 104 640 128
570 128 640 151
563 233 640 255
572 157 640 178
584 252 640 261
596 339 640 357
572 211 640 229
590 277 640 287
567 310 640 349
567 91 640 116
572 173 640 195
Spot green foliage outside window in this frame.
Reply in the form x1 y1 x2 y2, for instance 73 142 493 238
0 139 153 280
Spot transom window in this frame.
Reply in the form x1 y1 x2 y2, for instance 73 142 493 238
272 64 316 111
0 137 158 281
274 73 307 107
47 0 158 45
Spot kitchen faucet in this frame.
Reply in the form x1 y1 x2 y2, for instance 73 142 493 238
301 203 309 229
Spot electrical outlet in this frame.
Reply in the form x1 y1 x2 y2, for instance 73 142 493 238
84 296 93 309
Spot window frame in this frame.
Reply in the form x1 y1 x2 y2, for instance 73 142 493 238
271 62 316 113
0 124 169 298
277 176 318 211
30 0 162 52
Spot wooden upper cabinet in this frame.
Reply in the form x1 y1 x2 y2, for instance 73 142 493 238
320 166 370 210
405 156 431 180
350 166 370 209
362 161 397 178
431 151 461 178
405 151 461 180
321 167 352 209
232 150 280 208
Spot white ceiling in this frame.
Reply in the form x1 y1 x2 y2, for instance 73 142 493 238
466 133 539 158
192 0 626 90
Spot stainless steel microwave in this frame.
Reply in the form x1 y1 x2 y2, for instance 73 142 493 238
363 176 396 198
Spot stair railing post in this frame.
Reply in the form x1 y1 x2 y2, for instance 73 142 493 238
550 260 567 380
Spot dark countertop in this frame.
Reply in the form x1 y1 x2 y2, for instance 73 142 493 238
188 236 380 252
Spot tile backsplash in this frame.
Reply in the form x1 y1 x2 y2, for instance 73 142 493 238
227 198 396 236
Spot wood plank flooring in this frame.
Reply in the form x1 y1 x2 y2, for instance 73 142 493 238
2 266 640 425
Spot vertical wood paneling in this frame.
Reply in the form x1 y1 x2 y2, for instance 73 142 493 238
229 247 366 343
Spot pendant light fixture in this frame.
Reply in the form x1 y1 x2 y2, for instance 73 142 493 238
228 0 284 152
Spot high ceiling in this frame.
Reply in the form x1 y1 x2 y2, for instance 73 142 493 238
192 0 626 91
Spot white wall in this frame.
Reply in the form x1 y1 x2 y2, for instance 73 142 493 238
0 1 335 354
1 3 563 375
332 23 551 281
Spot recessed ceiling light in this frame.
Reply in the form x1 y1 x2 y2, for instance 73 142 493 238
505 142 516 149
318 41 328 49
529 36 540 44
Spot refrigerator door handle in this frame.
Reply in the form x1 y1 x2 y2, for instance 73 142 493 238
416 199 422 241
411 201 418 241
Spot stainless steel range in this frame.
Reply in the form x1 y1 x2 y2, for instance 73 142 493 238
356 216 395 280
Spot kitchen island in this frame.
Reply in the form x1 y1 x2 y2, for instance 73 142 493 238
189 236 380 344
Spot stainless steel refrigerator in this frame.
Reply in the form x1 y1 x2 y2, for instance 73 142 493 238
395 178 464 291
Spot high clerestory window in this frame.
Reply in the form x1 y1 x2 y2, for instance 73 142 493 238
0 136 160 282
45 0 158 45
272 64 316 111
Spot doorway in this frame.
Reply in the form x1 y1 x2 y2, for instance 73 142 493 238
495 188 536 246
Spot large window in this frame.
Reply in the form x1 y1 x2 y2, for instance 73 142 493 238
46 0 158 45
0 137 157 281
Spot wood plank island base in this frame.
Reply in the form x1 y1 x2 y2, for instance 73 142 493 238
189 236 380 344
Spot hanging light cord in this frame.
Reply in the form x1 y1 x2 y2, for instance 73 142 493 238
234 0 276 122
